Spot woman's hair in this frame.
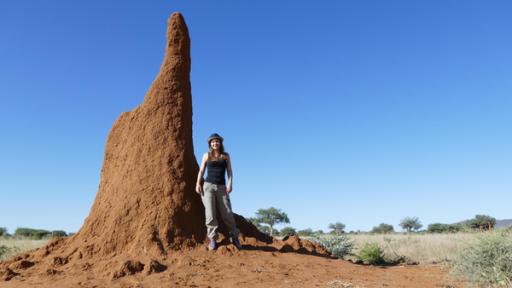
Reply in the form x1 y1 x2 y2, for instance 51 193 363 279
208 141 227 161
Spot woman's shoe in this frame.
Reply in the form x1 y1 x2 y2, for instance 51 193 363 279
231 236 242 250
209 240 217 250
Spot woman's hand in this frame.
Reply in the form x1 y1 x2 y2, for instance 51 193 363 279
195 183 203 195
226 185 232 194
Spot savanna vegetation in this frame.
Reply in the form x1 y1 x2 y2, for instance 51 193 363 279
2 213 510 286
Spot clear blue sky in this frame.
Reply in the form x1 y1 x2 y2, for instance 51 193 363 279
1 0 511 234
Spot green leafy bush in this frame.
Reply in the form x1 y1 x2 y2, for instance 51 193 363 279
51 230 67 237
0 245 9 258
371 223 394 234
314 235 354 259
452 231 512 287
297 228 314 236
427 223 460 233
0 245 19 260
279 227 296 236
14 228 51 239
358 242 385 265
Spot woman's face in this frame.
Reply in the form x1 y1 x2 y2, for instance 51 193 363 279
210 139 221 150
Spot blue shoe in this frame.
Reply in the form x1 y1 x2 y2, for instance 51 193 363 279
209 239 217 250
231 236 242 250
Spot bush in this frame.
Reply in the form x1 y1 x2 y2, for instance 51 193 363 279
452 231 512 287
427 223 460 233
358 242 385 265
0 227 7 237
279 227 296 236
297 228 314 236
314 235 354 259
0 245 9 257
51 230 67 237
371 223 394 234
14 228 51 239
297 228 315 236
0 245 19 260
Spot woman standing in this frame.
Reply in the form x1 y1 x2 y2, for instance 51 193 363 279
196 133 241 250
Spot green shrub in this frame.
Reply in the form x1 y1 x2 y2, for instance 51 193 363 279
371 223 394 234
452 231 512 287
0 245 19 260
0 245 9 258
427 223 460 233
297 228 314 236
314 235 354 259
358 242 385 265
0 227 7 237
51 230 67 237
279 227 296 236
14 227 51 239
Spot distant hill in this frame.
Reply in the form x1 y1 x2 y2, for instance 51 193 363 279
495 219 512 229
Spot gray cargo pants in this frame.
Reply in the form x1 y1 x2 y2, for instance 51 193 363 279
201 182 239 241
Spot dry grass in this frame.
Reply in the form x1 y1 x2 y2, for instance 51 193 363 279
346 233 478 264
0 233 482 265
0 238 49 260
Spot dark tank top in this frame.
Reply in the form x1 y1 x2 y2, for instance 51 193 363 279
205 157 227 185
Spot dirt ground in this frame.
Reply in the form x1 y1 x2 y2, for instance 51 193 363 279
1 244 462 288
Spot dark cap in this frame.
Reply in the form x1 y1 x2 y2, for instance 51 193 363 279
207 133 224 144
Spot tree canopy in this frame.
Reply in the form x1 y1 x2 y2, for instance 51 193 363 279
371 223 394 234
255 207 290 236
399 217 422 232
328 222 346 235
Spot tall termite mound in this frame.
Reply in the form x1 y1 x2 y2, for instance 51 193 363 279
0 13 329 284
71 13 205 257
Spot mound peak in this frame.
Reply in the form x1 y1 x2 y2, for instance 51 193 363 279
68 12 205 257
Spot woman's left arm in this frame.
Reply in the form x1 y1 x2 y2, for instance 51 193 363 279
226 154 233 193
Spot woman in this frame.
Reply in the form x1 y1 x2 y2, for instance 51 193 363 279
196 133 241 250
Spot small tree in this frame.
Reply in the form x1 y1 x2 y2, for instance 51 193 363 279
470 214 496 231
328 222 346 235
0 227 7 237
371 223 394 234
399 217 422 232
255 207 290 236
280 227 297 236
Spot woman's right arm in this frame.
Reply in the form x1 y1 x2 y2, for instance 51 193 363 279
195 153 208 194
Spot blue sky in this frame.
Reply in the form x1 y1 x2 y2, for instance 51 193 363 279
1 0 511 234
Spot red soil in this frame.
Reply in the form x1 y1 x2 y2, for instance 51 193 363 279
0 242 461 287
